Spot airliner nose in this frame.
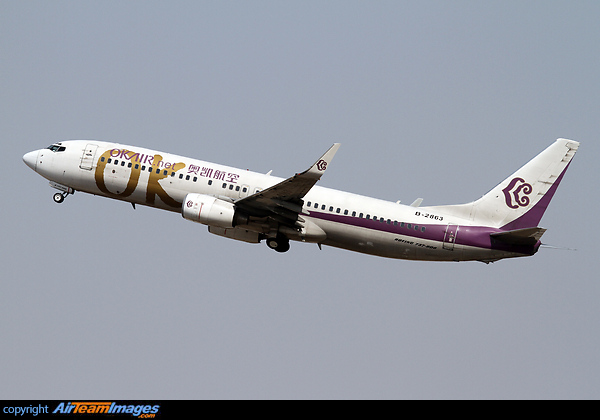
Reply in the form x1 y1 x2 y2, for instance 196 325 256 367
23 150 38 171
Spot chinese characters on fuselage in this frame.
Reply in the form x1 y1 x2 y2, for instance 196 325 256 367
187 164 239 183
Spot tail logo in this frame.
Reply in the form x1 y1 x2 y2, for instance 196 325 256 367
316 159 328 171
503 177 533 209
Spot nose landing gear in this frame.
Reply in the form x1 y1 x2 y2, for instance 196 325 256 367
53 192 67 204
50 182 75 204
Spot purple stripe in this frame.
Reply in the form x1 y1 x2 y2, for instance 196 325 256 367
306 211 445 240
501 162 571 230
306 211 537 255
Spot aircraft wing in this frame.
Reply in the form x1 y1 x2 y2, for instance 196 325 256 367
235 143 340 226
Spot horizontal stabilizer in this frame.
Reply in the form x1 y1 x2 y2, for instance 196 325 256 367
490 227 547 246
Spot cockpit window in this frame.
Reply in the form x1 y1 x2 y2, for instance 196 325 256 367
47 145 66 152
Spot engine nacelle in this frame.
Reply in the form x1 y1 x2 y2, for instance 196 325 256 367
182 193 247 228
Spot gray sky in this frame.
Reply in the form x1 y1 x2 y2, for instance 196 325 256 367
1 1 599 399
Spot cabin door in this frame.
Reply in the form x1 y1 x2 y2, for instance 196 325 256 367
443 225 460 251
80 144 99 170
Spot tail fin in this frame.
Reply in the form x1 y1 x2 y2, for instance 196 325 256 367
426 139 579 229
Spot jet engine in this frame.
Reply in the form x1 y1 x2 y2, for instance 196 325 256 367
182 193 248 228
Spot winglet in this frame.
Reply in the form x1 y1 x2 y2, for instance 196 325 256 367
305 143 341 179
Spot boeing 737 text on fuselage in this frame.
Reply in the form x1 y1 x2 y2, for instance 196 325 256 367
23 139 579 263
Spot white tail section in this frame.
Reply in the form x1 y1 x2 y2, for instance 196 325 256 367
424 139 579 229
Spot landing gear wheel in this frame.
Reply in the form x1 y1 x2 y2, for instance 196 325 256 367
275 241 290 253
266 235 290 253
53 193 65 204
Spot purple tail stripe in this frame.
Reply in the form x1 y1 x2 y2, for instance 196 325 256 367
501 162 571 231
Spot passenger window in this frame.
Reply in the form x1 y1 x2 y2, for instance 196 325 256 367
101 157 105 162
359 213 364 218
148 167 153 172
352 211 356 217
179 174 183 179
156 169 161 174
193 177 198 182
114 160 119 165
344 210 348 215
421 227 426 232
208 180 213 185
107 158 112 164
229 185 234 190
314 203 318 208
407 224 412 229
128 162 132 168
223 183 227 188
122 161 126 167
394 221 398 226
186 175 190 181
336 208 341 214
236 186 240 191
387 219 391 224
163 170 168 176
366 215 370 220
242 187 247 193
307 201 311 207
171 172 175 177
321 205 326 210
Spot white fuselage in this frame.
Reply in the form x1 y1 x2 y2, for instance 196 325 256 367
23 140 551 262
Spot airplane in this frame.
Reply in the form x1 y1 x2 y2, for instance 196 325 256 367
23 138 579 263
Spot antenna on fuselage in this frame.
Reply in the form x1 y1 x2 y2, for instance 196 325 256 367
410 198 423 207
